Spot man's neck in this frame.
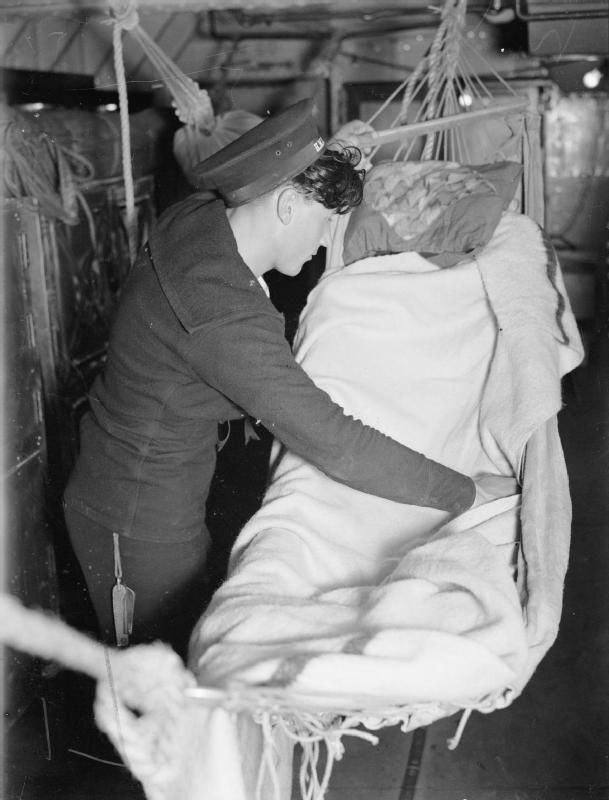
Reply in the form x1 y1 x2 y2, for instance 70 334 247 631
226 203 275 278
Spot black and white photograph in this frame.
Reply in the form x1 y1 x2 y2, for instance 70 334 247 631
1 1 608 798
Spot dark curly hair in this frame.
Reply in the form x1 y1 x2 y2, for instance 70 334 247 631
290 144 365 214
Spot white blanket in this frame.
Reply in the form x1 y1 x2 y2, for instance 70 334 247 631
186 212 583 798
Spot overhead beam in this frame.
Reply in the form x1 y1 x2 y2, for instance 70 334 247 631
2 0 430 16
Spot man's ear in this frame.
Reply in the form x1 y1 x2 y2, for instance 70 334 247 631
276 187 299 226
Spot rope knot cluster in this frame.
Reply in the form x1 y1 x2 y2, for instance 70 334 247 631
110 0 140 32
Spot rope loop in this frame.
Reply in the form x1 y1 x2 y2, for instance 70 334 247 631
109 0 140 32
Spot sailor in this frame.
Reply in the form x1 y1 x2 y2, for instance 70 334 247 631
63 98 476 656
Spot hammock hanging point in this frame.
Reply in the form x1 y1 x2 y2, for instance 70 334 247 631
357 0 543 223
107 0 262 197
109 0 139 33
172 94 215 132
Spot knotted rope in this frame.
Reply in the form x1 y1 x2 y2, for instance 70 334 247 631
109 0 214 130
0 593 195 800
419 0 465 160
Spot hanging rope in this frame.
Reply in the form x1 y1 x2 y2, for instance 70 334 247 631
108 0 140 262
108 0 217 259
109 0 213 129
419 0 465 159
353 0 542 219
360 0 529 164
107 0 260 228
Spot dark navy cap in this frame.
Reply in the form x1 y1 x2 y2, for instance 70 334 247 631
192 98 326 206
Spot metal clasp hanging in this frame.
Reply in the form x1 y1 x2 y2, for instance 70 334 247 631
112 533 135 647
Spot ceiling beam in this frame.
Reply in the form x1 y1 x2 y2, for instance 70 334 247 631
2 0 434 15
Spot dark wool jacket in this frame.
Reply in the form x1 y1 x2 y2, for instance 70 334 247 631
64 195 475 543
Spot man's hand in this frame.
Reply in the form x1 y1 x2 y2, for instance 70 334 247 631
330 119 376 169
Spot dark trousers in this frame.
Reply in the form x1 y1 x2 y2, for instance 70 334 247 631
64 506 210 659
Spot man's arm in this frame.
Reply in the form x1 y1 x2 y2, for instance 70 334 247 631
187 309 475 514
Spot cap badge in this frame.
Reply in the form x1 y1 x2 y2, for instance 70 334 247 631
313 136 325 152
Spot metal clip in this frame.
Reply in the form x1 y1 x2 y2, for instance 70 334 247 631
112 533 135 647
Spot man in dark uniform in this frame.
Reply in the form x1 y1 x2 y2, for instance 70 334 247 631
63 98 476 658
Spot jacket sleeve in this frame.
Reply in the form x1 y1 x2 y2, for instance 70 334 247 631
188 309 475 514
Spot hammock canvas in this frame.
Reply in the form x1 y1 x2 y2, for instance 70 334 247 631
184 207 583 800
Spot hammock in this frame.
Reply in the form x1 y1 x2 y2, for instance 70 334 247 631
186 211 583 800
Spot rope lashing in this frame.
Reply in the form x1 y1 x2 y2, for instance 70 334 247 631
109 0 138 31
420 0 466 160
126 27 214 130
356 0 541 217
107 0 215 130
361 0 472 163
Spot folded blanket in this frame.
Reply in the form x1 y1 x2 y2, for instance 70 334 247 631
189 213 583 788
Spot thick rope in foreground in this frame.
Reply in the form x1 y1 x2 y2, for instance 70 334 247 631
0 593 195 800
1 594 378 800
1 595 379 800
1 593 482 799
